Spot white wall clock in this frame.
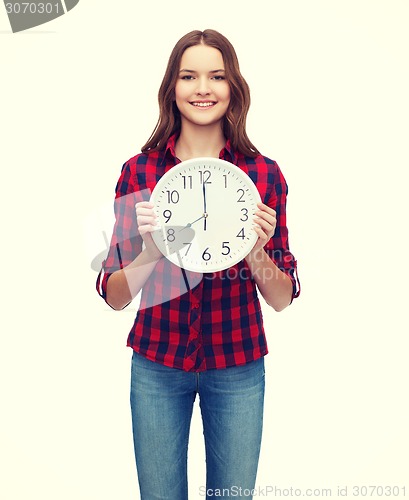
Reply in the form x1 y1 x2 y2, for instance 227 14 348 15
150 157 261 273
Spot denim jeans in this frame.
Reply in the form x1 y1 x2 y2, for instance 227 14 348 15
130 351 265 500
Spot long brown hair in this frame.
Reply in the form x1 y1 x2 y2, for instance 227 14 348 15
141 29 260 157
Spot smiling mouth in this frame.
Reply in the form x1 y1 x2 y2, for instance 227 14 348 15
190 101 217 108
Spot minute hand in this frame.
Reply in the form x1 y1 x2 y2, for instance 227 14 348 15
203 182 208 231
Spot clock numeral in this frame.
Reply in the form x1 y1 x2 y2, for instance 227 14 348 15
166 228 176 242
199 170 212 184
166 190 180 204
202 247 211 261
182 175 193 189
240 208 248 221
236 228 245 239
237 189 245 202
221 242 231 255
223 174 228 188
163 209 172 223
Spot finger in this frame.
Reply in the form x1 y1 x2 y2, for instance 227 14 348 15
254 210 276 227
136 207 156 217
256 202 276 217
255 205 276 220
135 201 154 210
138 223 158 235
253 216 276 234
253 225 269 241
137 215 157 226
252 228 268 251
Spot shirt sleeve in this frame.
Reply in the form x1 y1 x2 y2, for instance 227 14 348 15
263 162 301 302
96 161 144 306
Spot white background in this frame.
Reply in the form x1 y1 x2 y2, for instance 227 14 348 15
1 1 408 498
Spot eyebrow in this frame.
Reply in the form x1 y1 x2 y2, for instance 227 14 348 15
179 69 226 74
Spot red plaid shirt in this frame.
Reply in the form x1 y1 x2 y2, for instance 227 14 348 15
96 134 300 372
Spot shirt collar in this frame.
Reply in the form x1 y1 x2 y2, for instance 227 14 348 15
222 138 238 164
161 133 238 166
161 133 179 166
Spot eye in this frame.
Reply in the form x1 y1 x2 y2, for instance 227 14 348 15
212 75 226 81
181 75 195 80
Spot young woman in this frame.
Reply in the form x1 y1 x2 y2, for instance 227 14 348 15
97 29 300 500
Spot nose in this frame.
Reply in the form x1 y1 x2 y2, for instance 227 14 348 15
195 76 211 95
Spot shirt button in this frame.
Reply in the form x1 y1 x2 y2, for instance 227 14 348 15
192 303 200 309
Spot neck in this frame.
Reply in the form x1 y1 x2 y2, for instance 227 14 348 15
175 122 226 161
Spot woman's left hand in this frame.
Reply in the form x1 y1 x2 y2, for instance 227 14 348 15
250 202 277 254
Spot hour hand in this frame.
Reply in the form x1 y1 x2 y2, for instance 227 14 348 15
179 214 205 231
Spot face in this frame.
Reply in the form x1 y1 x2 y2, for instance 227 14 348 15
175 44 231 128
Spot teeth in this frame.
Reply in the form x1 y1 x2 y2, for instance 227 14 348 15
192 102 215 107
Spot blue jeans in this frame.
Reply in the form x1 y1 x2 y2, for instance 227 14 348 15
130 351 265 500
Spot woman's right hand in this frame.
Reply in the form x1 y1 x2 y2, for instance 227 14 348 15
135 201 162 260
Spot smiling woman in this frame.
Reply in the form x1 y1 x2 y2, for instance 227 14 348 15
96 28 300 500
141 29 260 158
174 45 231 134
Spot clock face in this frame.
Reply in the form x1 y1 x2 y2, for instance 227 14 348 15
150 157 261 273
